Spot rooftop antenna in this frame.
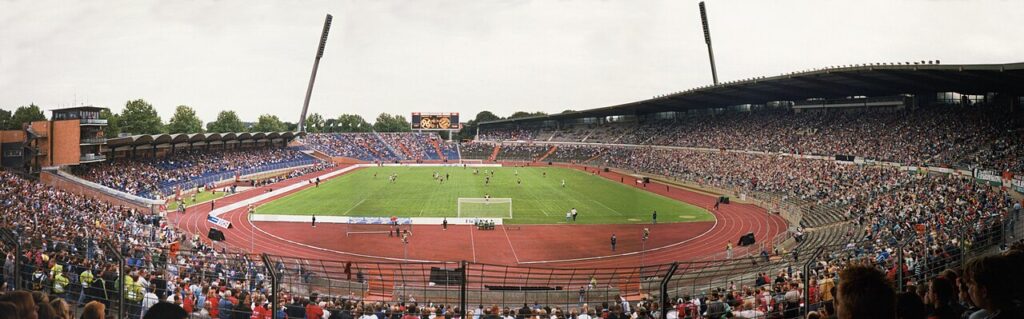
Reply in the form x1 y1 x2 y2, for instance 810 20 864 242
297 14 333 133
699 1 719 86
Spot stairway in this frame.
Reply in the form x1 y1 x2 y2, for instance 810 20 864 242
371 131 401 160
536 146 558 162
397 143 413 159
364 269 395 301
429 139 444 160
359 140 383 159
487 145 502 161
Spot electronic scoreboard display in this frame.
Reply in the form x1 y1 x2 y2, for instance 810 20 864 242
411 112 460 130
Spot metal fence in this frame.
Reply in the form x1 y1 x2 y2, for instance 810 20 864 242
0 214 1016 319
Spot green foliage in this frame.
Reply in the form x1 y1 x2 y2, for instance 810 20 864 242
455 110 503 140
372 113 412 132
562 109 576 113
206 111 245 133
474 111 501 123
255 167 712 225
166 105 203 134
119 99 164 135
0 108 12 130
334 114 372 132
305 113 325 133
100 109 120 137
508 111 547 119
283 122 298 131
251 114 286 132
11 104 46 128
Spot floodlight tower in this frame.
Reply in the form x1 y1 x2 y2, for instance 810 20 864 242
699 2 719 85
298 14 333 133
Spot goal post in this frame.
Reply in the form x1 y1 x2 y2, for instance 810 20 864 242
457 198 513 219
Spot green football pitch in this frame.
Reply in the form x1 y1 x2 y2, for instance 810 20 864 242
254 166 714 225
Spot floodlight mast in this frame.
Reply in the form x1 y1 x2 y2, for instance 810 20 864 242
699 2 719 86
298 14 333 133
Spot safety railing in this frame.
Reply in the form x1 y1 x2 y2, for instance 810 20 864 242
0 217 1013 319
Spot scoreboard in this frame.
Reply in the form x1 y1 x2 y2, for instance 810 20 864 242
411 112 460 130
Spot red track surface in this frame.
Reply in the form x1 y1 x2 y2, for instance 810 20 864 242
170 164 787 268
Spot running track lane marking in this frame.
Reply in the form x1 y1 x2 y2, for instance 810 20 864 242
469 223 478 263
502 225 521 264
246 210 446 263
516 212 720 265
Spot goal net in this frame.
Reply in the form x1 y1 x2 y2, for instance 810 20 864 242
461 159 484 164
457 198 513 219
346 217 413 237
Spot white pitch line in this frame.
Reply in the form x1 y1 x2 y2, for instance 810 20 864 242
342 198 368 215
590 199 623 216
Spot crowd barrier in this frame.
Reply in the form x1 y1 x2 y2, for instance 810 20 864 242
1 216 1014 319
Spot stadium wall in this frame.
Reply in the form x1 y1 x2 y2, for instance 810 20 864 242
40 170 157 213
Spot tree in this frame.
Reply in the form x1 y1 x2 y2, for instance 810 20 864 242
206 111 245 133
336 114 372 132
283 121 298 131
100 109 120 137
11 104 46 128
324 118 338 132
166 105 203 134
305 113 325 133
508 111 547 119
251 114 286 132
373 113 411 132
561 109 576 113
119 99 164 135
474 111 501 123
456 110 503 141
0 108 11 130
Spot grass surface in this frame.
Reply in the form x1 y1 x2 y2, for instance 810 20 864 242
255 167 713 225
167 190 228 210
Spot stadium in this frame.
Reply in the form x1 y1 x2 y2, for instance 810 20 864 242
1 1 1024 319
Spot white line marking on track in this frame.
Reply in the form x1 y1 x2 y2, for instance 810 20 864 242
469 225 478 263
502 225 521 264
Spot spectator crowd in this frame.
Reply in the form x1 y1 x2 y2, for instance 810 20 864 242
74 148 315 199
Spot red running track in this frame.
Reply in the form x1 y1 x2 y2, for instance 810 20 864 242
170 163 787 268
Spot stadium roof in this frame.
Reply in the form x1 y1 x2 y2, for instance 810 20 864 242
105 131 304 148
481 62 1024 125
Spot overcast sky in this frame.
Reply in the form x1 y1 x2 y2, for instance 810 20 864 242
1 0 1021 124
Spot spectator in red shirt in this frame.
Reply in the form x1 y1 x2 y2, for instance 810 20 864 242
306 294 324 319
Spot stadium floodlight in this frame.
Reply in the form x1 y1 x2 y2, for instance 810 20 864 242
298 14 333 133
699 2 719 86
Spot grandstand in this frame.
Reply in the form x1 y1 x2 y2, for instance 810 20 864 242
0 62 1021 319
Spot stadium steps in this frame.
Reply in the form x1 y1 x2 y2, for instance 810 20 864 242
372 131 402 160
429 139 445 160
536 146 558 162
359 140 384 160
397 142 414 159
364 269 395 301
488 145 502 161
580 130 595 142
